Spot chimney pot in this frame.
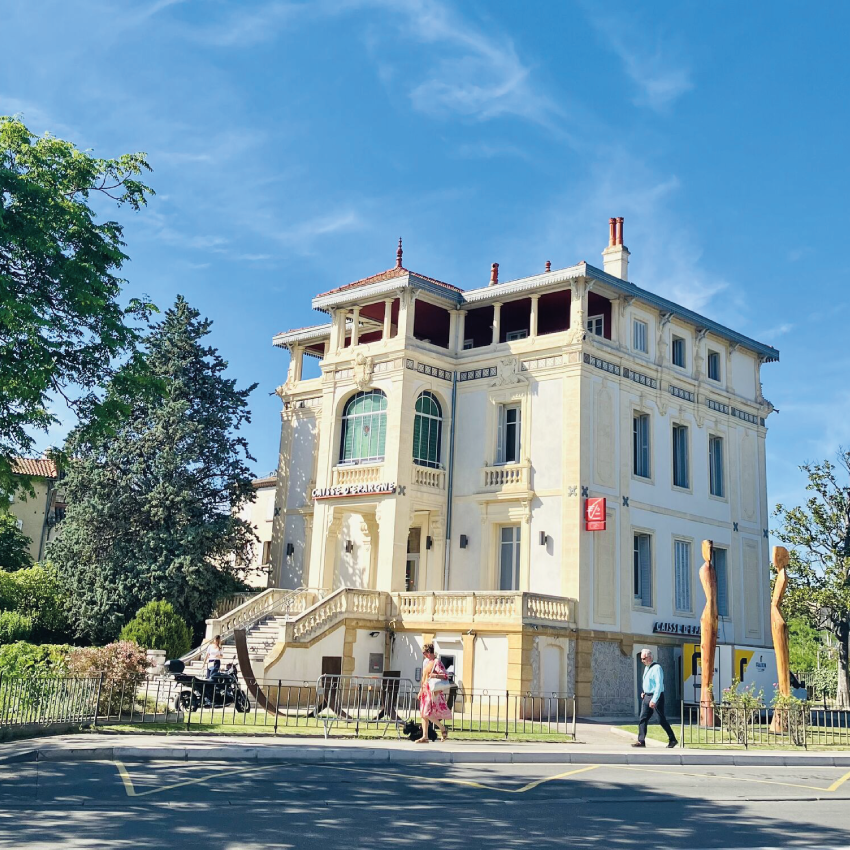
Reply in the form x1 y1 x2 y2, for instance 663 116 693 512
490 262 499 286
602 217 629 280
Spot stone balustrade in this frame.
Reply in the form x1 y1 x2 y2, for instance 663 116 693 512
412 466 446 490
204 586 316 641
481 461 531 492
390 591 575 628
332 463 384 487
287 587 388 643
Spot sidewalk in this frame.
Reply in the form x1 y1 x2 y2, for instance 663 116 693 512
1 723 849 767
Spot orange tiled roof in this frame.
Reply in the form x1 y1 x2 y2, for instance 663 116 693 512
317 266 461 299
12 457 58 478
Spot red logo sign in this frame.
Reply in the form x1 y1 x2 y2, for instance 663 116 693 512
585 497 606 531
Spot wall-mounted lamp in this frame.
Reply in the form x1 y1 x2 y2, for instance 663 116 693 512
426 536 433 550
345 540 354 554
539 531 548 546
459 535 468 549
368 631 381 638
285 543 295 557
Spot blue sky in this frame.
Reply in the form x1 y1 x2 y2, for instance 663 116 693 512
4 0 849 517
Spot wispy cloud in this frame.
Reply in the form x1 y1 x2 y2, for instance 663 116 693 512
276 209 364 252
582 4 692 111
756 322 794 341
182 0 556 126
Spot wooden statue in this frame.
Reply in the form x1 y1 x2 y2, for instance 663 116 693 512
770 546 791 732
699 539 718 725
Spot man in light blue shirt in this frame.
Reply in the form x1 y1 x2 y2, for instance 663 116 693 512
632 648 678 748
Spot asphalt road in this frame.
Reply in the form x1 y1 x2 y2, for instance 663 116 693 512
0 759 849 849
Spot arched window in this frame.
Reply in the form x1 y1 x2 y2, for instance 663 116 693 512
339 390 388 465
413 391 442 468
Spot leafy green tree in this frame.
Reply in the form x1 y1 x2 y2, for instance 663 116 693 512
0 116 154 501
774 451 850 708
0 562 73 642
789 616 826 671
50 297 257 642
0 512 32 571
120 601 192 660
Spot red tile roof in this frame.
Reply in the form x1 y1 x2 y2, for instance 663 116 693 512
12 458 58 478
317 267 461 299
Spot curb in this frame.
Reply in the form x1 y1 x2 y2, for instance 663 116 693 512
3 744 850 767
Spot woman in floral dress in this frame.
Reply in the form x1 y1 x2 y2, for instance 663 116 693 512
416 642 450 743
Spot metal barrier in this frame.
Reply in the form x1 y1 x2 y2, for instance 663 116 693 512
680 701 850 748
0 672 577 742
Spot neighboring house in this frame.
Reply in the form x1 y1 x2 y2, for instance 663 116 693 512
237 475 277 589
7 457 65 562
212 219 779 717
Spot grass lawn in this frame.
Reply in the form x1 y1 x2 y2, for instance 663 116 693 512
621 723 850 750
96 708 576 742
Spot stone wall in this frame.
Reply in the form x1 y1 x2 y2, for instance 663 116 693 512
591 640 635 716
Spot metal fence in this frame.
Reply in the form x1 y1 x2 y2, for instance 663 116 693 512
0 672 577 742
680 701 850 748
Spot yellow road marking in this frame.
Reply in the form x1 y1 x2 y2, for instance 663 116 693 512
114 760 279 798
616 764 844 793
826 769 850 793
322 762 600 793
112 759 850 800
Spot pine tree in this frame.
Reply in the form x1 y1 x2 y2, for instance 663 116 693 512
50 297 258 642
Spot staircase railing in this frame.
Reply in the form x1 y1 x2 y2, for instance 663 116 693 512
284 587 388 644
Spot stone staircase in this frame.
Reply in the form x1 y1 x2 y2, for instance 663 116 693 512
182 586 322 680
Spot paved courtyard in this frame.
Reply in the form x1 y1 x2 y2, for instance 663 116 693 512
0 758 849 848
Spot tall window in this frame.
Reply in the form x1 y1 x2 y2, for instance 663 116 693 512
633 319 648 353
709 435 725 497
633 533 652 607
674 540 692 612
707 351 721 381
499 526 521 590
633 413 651 478
672 424 690 489
714 547 729 617
497 404 521 464
413 391 443 468
587 315 604 336
339 390 387 465
672 336 686 368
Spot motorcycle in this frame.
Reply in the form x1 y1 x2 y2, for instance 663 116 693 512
164 659 251 713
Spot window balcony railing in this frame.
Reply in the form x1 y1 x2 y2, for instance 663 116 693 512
332 463 385 487
481 461 531 492
412 465 446 490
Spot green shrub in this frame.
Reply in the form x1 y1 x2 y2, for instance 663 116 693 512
0 611 33 645
119 601 192 660
0 563 72 642
0 642 70 676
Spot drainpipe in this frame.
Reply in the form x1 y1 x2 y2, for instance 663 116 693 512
442 370 458 591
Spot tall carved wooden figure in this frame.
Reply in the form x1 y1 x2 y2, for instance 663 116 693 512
699 539 718 726
770 546 791 733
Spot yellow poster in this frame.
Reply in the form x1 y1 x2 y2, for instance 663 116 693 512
734 649 755 684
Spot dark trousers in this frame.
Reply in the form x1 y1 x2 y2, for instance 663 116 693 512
637 693 677 743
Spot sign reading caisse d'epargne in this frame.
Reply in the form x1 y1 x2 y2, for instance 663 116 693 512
312 482 397 500
653 621 701 637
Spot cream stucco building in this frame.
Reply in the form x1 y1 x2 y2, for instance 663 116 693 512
210 220 779 717
6 457 65 562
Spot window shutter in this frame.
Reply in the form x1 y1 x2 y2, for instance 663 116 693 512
497 406 505 463
675 540 691 611
412 413 422 462
639 535 652 607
